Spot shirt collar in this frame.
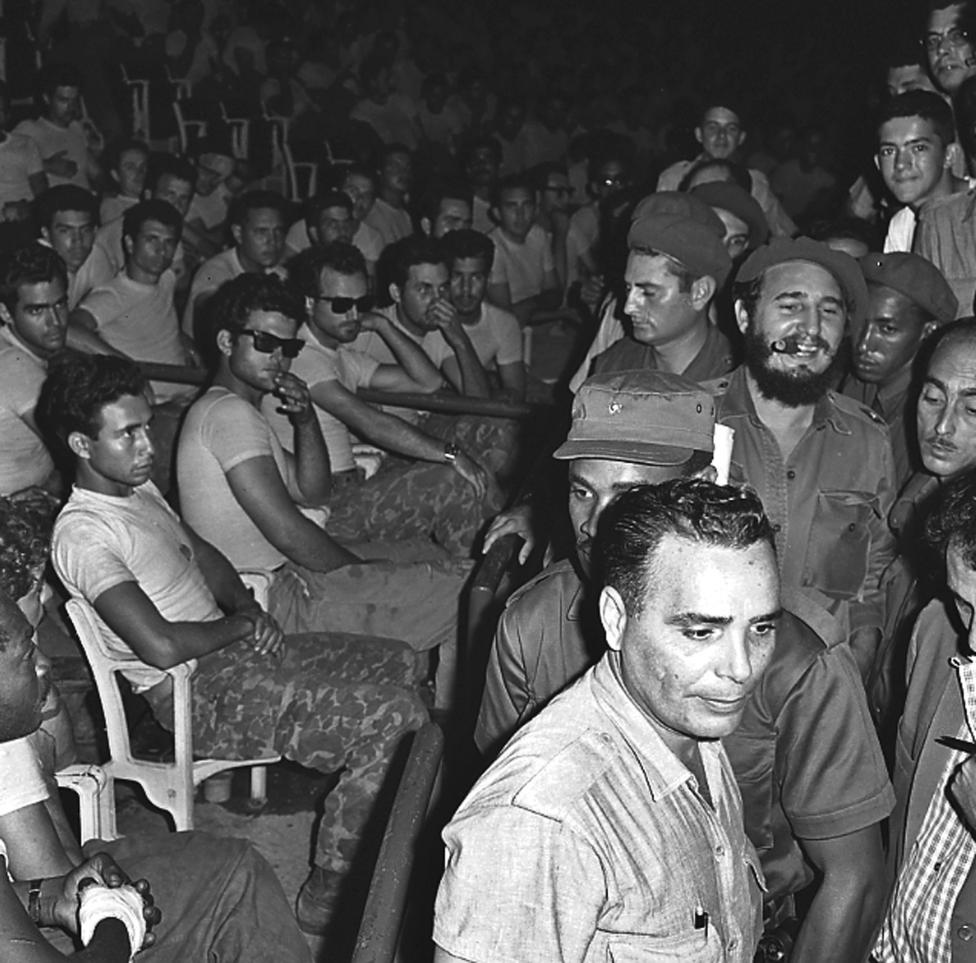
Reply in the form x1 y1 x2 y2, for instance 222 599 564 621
0 324 47 364
720 365 852 435
591 652 721 801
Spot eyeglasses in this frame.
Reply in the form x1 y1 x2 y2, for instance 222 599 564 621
923 26 971 51
236 329 304 358
315 294 374 314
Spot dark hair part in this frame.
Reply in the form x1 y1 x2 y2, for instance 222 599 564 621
147 154 197 194
207 273 305 343
36 352 148 453
442 228 494 270
877 90 956 145
36 185 98 230
417 179 473 224
677 157 752 192
0 244 68 314
290 242 367 297
0 493 59 602
229 190 288 228
596 478 775 618
926 466 976 571
122 199 183 246
386 235 448 290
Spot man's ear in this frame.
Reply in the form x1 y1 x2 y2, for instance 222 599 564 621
419 216 432 236
690 275 717 309
40 226 52 246
304 295 315 316
873 153 881 173
921 320 939 342
599 586 628 653
0 303 12 326
215 328 235 357
734 299 751 336
307 224 320 245
694 126 703 147
123 232 134 257
388 282 401 305
230 223 243 247
945 142 961 171
67 430 92 461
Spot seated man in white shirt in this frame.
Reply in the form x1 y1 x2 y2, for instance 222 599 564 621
486 173 562 325
283 189 356 260
36 185 99 309
363 145 414 248
98 138 149 226
0 81 48 225
416 180 474 239
183 189 288 345
69 199 198 405
13 63 100 191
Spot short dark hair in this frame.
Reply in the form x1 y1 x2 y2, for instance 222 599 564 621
122 199 183 247
417 179 473 225
924 315 976 361
290 242 367 297
926 466 976 571
877 90 956 145
229 190 288 228
596 478 775 618
0 493 58 602
386 235 448 291
0 244 68 314
207 273 305 342
106 138 149 174
677 157 752 192
442 228 494 270
36 352 148 454
36 185 98 231
305 190 353 227
492 173 536 209
147 154 197 195
42 63 82 98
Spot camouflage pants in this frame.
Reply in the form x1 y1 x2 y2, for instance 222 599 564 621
324 414 515 557
145 632 427 875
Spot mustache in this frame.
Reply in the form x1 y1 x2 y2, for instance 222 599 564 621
769 335 833 355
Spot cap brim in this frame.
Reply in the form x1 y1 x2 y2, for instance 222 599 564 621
552 439 700 466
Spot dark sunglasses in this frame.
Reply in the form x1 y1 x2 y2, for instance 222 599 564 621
315 294 374 314
236 329 304 358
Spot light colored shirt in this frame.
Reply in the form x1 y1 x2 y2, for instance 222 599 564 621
488 223 554 304
875 656 976 962
0 133 43 207
458 302 522 369
362 196 412 249
0 325 53 494
12 117 90 189
435 652 764 963
52 482 214 691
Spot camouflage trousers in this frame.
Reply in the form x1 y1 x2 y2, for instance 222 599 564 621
144 632 427 876
324 414 516 558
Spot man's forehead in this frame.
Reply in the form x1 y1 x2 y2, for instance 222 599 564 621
761 260 843 297
703 107 741 126
928 337 976 381
245 308 298 333
929 3 965 29
409 262 448 283
452 256 488 273
246 208 283 226
867 282 927 322
98 393 152 428
500 188 533 204
320 266 365 292
52 210 93 228
18 278 66 304
570 457 684 484
320 205 350 220
52 85 79 99
879 114 939 143
439 197 471 214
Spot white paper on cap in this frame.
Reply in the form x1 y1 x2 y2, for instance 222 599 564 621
711 425 734 485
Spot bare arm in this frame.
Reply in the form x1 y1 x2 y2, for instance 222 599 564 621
364 313 443 393
433 950 471 963
65 309 128 358
182 526 260 614
790 825 885 963
28 172 49 197
427 300 491 398
224 455 358 573
495 361 526 401
0 802 76 880
272 371 334 504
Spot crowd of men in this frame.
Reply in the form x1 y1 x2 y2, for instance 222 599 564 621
7 0 976 959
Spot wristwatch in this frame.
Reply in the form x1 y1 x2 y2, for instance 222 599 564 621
28 879 43 924
443 442 460 464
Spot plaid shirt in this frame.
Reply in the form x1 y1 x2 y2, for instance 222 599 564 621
874 656 976 962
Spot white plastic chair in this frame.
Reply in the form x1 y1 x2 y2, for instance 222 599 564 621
172 101 207 155
118 63 150 140
65 598 279 831
55 763 115 844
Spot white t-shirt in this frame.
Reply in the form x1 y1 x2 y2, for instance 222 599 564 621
283 219 384 265
883 206 916 253
363 196 412 249
91 217 187 291
12 117 90 189
262 323 380 472
460 303 523 370
488 223 554 304
186 183 232 233
79 270 187 402
177 386 298 571
52 482 217 690
0 133 43 207
0 737 49 815
0 326 53 494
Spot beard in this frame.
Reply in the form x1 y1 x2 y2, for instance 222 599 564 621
743 325 843 408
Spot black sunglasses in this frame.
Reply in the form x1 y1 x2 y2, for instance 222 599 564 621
315 294 374 314
236 329 304 358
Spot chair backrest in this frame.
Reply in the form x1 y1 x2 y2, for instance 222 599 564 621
351 722 444 963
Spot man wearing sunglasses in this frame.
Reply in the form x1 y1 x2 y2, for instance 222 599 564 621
273 241 492 563
177 271 471 704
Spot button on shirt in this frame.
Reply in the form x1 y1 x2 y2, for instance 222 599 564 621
713 366 896 638
435 652 764 963
875 657 976 963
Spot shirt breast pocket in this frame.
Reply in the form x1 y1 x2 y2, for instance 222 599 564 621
802 490 878 600
606 929 722 963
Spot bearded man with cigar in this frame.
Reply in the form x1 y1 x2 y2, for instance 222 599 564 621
710 237 897 677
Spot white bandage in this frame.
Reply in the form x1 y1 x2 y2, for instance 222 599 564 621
78 883 147 958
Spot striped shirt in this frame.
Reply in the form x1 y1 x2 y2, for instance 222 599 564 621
874 656 976 962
